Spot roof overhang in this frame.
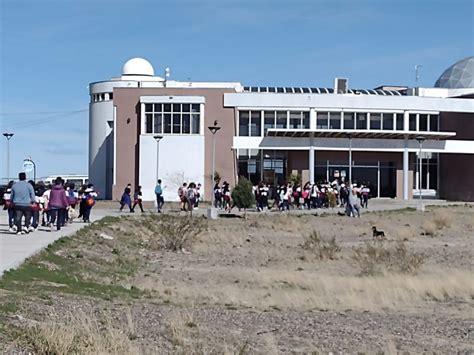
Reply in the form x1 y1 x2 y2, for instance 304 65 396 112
266 129 456 140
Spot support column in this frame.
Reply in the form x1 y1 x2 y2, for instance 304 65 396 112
403 136 409 200
309 134 315 183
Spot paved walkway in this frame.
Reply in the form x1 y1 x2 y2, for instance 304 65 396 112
0 208 119 277
1 199 470 277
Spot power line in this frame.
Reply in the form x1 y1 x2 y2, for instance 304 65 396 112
0 108 88 116
3 109 88 130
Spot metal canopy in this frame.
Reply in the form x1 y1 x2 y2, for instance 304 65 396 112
266 129 456 140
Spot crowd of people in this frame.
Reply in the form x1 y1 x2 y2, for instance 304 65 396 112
2 172 374 236
2 173 97 235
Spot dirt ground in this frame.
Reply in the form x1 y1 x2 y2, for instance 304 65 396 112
0 206 473 353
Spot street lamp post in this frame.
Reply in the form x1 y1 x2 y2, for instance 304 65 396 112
153 134 163 182
3 132 14 182
208 121 221 217
416 135 426 211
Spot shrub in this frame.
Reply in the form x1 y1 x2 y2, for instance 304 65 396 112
144 215 207 252
352 241 424 276
421 221 437 236
231 177 255 214
288 173 301 186
432 211 451 230
303 230 341 260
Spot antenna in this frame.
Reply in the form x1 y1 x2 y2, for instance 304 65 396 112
415 64 422 85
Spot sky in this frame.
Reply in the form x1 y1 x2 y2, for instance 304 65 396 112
0 0 473 181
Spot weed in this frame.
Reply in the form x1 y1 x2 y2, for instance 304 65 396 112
432 211 452 230
421 221 437 236
352 241 424 276
303 230 341 260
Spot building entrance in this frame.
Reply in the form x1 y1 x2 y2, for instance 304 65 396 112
316 160 396 198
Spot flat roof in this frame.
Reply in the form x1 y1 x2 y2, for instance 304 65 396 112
266 129 456 140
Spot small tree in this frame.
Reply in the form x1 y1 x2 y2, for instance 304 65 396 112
288 173 301 186
231 177 254 218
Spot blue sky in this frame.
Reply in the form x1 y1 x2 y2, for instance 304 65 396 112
0 0 473 181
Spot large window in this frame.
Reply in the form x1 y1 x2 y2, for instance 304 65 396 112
370 113 382 130
343 112 355 129
329 112 341 129
143 103 201 134
317 112 329 129
355 112 367 129
383 113 394 130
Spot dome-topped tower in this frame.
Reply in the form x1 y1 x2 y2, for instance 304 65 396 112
434 56 474 89
122 57 155 76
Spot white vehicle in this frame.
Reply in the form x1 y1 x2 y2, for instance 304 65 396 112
43 175 88 189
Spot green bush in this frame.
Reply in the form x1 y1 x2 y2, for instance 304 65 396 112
231 177 255 213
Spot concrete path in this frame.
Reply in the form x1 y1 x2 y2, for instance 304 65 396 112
0 208 120 277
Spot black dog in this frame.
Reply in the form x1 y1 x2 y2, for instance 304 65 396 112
372 226 386 240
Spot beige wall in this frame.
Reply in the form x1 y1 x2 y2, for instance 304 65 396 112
112 88 235 200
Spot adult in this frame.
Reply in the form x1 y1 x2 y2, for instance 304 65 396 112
213 182 222 209
154 179 164 213
11 172 35 235
49 177 69 231
348 187 361 218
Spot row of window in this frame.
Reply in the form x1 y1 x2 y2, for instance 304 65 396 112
239 110 310 136
238 110 440 136
91 93 113 102
143 103 201 134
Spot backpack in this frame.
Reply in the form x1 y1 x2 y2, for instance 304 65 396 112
155 185 162 195
67 190 77 205
187 189 195 199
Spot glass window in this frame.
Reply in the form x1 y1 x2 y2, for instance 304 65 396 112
145 114 153 133
250 111 261 136
164 103 172 112
419 114 428 131
239 111 249 136
264 111 275 134
173 104 181 112
153 113 162 133
276 111 287 129
182 114 190 133
182 104 190 112
343 112 355 129
191 104 200 113
164 114 171 133
153 103 162 112
317 112 329 129
383 113 394 130
329 112 341 129
172 113 181 133
396 114 404 130
370 113 382 130
145 104 153 112
303 111 310 128
356 112 367 129
409 114 417 131
191 114 200 134
289 112 301 129
429 115 438 132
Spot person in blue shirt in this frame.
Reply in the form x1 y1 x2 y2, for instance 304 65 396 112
11 172 36 235
154 179 164 213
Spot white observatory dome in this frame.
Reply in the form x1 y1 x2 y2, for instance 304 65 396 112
122 57 155 76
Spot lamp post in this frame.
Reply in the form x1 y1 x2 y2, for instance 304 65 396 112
346 132 353 185
416 135 425 211
153 135 163 183
3 132 14 182
208 121 221 214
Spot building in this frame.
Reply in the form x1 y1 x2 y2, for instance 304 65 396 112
89 56 474 202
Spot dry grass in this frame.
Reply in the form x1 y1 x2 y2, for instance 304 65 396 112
432 210 452 230
14 309 138 354
421 220 437 236
352 241 424 276
303 230 341 260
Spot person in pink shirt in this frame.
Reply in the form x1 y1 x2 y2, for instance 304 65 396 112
48 177 69 231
